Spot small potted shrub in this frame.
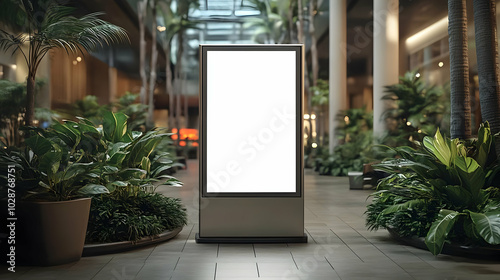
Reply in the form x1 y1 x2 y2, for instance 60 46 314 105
0 121 109 266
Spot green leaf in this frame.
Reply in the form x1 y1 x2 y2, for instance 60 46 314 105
141 156 151 174
454 156 480 173
102 111 117 142
454 158 485 202
476 122 492 167
113 112 128 142
380 199 427 215
425 209 460 255
442 185 472 209
423 129 451 167
78 183 110 195
469 211 500 245
38 143 63 175
25 134 52 157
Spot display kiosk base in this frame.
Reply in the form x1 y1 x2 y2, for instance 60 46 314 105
195 233 308 244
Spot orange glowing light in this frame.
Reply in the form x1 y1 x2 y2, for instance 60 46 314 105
179 141 186 146
170 128 199 141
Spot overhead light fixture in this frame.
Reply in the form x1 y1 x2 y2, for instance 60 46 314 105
304 114 310 120
406 17 448 53
76 56 82 62
311 114 316 120
438 62 444 67
312 143 318 148
415 73 421 78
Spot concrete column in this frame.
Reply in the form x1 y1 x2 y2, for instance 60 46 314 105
329 0 347 154
373 0 399 137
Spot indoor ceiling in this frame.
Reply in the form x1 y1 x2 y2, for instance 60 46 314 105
74 0 454 94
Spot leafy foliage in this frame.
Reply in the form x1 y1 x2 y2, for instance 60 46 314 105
0 80 25 146
366 123 500 255
315 130 372 176
0 0 128 125
382 70 449 147
86 192 187 242
0 110 180 201
114 92 148 131
314 107 373 176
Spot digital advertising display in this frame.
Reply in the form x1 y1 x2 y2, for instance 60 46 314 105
200 45 302 196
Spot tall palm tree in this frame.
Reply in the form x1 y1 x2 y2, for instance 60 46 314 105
0 0 128 126
473 0 500 157
448 0 471 139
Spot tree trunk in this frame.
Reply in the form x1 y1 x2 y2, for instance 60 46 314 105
147 2 158 129
138 0 148 105
287 0 294 43
473 0 500 157
309 0 319 87
174 30 184 144
25 75 35 127
184 73 188 130
448 0 471 139
165 44 173 129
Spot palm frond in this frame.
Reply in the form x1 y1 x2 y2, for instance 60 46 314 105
41 12 128 54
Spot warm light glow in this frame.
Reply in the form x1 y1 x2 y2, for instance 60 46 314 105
304 114 310 120
170 128 199 141
157 26 166 32
179 141 186 146
11 64 17 70
344 115 350 124
72 60 77 65
406 121 412 126
310 114 316 120
415 73 421 78
76 56 82 62
312 132 317 137
312 143 318 148
406 17 448 53
418 129 422 133
304 133 308 139
438 61 444 68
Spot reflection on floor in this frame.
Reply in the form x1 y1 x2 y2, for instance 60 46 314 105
2 160 500 280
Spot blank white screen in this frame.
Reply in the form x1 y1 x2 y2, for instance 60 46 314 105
206 50 297 193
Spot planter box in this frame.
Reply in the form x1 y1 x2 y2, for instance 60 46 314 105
348 171 364 190
387 227 500 259
16 198 91 266
83 227 183 256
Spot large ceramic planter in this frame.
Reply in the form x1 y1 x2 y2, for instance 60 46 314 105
16 198 91 266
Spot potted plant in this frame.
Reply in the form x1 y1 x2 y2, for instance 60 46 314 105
0 119 111 265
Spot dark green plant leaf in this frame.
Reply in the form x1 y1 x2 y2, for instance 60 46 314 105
425 209 460 255
469 211 500 245
79 183 109 195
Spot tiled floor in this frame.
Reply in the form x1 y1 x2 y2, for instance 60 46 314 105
2 160 499 279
